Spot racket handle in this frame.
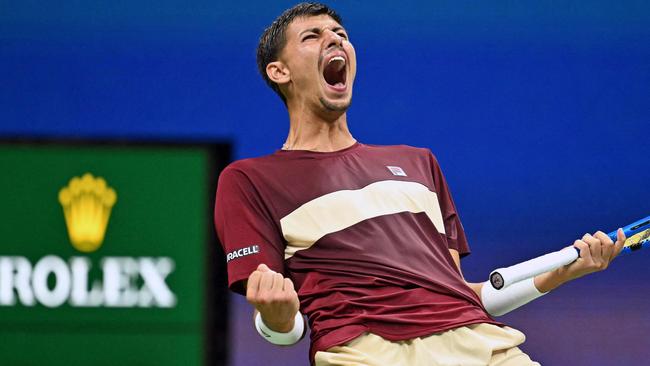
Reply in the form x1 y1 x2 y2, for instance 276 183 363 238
489 247 579 290
489 216 650 290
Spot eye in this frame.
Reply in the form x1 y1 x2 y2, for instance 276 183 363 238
337 33 348 40
302 34 317 42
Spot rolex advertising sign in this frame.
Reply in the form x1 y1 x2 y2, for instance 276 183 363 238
0 142 218 365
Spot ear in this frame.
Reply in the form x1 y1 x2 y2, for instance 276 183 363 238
266 61 291 85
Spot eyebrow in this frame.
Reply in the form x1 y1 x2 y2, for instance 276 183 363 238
299 26 347 37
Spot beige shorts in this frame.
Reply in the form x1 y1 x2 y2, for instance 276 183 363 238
315 323 540 366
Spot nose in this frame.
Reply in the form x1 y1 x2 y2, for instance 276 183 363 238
324 29 344 49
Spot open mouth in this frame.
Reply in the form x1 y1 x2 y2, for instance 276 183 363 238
322 55 347 90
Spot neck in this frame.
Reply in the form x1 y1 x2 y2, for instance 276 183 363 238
282 102 356 152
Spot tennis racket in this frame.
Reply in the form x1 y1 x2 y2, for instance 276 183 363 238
489 215 650 290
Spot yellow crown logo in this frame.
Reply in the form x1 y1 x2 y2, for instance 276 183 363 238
58 173 117 253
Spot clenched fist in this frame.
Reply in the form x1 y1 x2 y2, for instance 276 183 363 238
246 263 300 333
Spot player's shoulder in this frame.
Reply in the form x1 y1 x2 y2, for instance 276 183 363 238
363 143 435 158
219 153 280 181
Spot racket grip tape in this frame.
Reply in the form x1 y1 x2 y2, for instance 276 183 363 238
490 247 580 289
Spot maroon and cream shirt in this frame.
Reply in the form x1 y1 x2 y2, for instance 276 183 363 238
214 142 499 361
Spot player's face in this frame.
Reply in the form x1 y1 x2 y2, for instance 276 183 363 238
279 15 356 113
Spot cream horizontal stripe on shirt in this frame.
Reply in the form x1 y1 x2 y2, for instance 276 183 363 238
281 180 445 259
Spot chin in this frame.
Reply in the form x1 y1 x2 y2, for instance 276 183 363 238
319 96 352 112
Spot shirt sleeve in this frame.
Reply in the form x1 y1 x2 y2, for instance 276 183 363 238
214 164 285 295
428 151 471 257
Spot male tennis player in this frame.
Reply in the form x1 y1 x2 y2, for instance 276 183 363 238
215 3 626 365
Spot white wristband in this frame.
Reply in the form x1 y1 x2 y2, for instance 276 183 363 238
481 277 546 316
255 311 305 346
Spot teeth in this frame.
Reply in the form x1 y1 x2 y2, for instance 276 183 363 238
328 56 346 64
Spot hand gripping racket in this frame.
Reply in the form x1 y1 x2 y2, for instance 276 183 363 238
490 216 650 290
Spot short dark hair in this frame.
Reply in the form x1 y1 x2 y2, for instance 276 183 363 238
256 2 343 104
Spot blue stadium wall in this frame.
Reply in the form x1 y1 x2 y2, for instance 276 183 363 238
2 1 650 365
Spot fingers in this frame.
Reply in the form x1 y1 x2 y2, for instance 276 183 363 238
614 228 627 256
273 272 285 291
565 229 626 281
573 239 591 262
593 230 615 262
246 264 297 308
246 270 262 300
247 264 275 303
283 278 295 292
582 233 603 261
573 230 618 272
259 268 275 291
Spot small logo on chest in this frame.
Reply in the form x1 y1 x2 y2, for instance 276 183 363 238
386 166 407 177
